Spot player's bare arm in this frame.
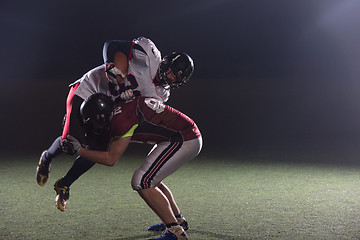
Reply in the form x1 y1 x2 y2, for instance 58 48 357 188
77 136 131 166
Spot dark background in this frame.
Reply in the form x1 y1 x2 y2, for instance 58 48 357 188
1 0 360 163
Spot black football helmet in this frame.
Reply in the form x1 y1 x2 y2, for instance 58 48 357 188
80 93 114 134
158 52 194 88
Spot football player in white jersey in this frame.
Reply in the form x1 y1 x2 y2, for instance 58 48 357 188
36 37 194 215
104 37 170 102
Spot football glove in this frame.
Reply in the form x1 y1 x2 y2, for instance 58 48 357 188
61 135 81 155
105 63 126 84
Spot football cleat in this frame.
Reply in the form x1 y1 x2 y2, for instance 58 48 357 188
149 225 188 240
54 179 70 212
36 150 51 186
177 217 188 231
148 217 188 231
148 223 166 231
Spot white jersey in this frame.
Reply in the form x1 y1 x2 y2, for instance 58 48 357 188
71 37 170 102
127 37 170 102
71 64 120 101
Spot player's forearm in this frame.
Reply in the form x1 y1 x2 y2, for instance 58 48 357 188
77 136 131 166
77 148 118 166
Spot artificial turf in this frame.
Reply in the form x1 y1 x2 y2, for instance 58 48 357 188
1 153 360 239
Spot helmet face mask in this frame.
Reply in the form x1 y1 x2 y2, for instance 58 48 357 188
83 113 109 134
158 52 194 89
80 93 114 134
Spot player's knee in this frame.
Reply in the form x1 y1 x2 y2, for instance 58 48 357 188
131 169 155 191
131 182 141 191
131 180 145 191
131 169 142 190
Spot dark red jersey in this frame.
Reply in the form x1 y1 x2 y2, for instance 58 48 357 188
110 97 201 144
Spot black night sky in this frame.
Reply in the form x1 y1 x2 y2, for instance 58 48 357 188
1 0 360 162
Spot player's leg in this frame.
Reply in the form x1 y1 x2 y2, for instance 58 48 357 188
138 186 178 225
54 156 95 211
148 182 189 232
132 138 202 239
158 183 180 216
138 187 188 240
147 182 188 231
36 136 63 186
41 136 63 165
54 129 110 211
36 83 83 186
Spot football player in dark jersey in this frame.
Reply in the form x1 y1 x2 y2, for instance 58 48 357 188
62 93 202 240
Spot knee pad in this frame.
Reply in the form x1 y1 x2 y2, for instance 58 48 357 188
131 169 144 191
131 168 160 191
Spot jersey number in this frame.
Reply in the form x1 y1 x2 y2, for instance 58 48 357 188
109 74 141 97
144 98 165 113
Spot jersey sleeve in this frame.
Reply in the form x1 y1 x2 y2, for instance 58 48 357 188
103 40 132 63
136 97 201 142
73 65 110 100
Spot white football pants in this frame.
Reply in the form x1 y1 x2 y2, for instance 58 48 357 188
131 137 202 190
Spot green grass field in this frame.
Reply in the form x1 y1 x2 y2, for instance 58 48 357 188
1 153 360 240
